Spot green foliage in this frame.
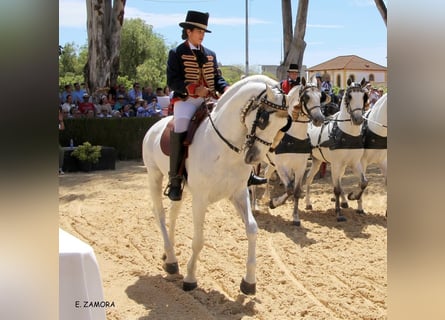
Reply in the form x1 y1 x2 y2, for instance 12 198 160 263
71 142 102 164
59 42 78 75
219 65 244 85
120 18 168 84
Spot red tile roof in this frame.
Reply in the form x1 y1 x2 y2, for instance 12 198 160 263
308 55 386 71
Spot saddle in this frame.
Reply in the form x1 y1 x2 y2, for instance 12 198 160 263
160 101 213 155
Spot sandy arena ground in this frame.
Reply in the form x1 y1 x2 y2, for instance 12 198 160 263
59 160 387 319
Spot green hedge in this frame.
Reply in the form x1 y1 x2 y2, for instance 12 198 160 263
59 117 162 160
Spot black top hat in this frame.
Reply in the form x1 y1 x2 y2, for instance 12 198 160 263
288 64 299 72
179 10 211 33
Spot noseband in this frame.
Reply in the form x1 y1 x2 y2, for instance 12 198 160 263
208 86 287 153
343 84 366 115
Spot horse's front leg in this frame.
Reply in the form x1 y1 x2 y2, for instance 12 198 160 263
148 169 180 274
305 157 322 210
230 188 258 295
292 165 307 226
183 198 207 291
331 164 347 222
269 164 292 209
347 160 368 214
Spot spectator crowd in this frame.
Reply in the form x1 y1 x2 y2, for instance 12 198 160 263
59 82 174 119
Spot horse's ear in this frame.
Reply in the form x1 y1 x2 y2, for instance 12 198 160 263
265 83 274 99
301 77 306 86
360 77 366 87
347 78 352 87
321 91 327 103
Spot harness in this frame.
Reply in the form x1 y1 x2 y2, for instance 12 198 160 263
292 84 323 124
208 86 288 153
311 83 367 162
361 119 387 149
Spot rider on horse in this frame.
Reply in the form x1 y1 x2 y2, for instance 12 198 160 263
166 10 266 201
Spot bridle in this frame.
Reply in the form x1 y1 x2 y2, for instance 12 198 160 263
293 84 323 123
208 86 288 154
330 83 366 123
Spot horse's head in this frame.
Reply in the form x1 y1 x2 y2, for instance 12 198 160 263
241 83 290 164
287 77 325 127
341 78 368 125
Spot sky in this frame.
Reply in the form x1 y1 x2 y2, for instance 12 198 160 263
59 0 387 70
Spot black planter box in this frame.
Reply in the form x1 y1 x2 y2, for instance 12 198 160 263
62 146 117 172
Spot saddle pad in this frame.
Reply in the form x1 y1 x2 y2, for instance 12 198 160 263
275 133 311 154
160 119 175 156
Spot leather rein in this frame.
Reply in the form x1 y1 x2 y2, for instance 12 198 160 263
208 86 287 154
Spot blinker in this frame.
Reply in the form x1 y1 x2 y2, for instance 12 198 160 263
257 109 270 130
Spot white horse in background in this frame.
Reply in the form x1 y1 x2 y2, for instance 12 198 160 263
304 78 368 221
262 79 326 226
359 92 387 213
142 75 297 295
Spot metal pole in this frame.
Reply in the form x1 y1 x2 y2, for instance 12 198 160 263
245 0 249 76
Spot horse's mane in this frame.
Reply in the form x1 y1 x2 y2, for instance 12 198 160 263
215 75 279 111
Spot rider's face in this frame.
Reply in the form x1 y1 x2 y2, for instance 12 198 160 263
288 71 298 80
187 28 206 47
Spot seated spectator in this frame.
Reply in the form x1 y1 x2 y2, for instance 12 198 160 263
136 100 151 118
97 106 113 118
133 97 145 114
115 84 129 104
143 86 155 102
71 107 83 118
138 97 162 117
113 94 126 111
156 87 171 117
368 87 380 108
107 85 117 106
95 95 113 115
85 109 96 118
128 82 142 105
121 104 135 117
111 110 122 118
78 93 96 115
61 94 74 116
61 84 73 104
72 82 86 106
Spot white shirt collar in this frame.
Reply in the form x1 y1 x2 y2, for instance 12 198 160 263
188 42 200 50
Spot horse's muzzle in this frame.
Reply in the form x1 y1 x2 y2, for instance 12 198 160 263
244 145 261 164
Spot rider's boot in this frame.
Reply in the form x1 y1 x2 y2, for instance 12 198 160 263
167 131 187 201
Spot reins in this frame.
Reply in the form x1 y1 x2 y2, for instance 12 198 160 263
208 86 287 153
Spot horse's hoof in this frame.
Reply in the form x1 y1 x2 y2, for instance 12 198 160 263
305 204 312 210
341 202 349 209
269 200 276 209
356 209 365 215
183 281 197 291
240 278 256 295
292 221 301 227
163 262 179 275
337 216 347 222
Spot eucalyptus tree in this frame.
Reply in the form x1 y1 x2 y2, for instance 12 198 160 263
85 0 126 94
277 0 309 80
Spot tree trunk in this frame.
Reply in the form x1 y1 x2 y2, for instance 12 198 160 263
86 0 126 96
374 0 387 26
109 0 126 88
278 0 309 80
